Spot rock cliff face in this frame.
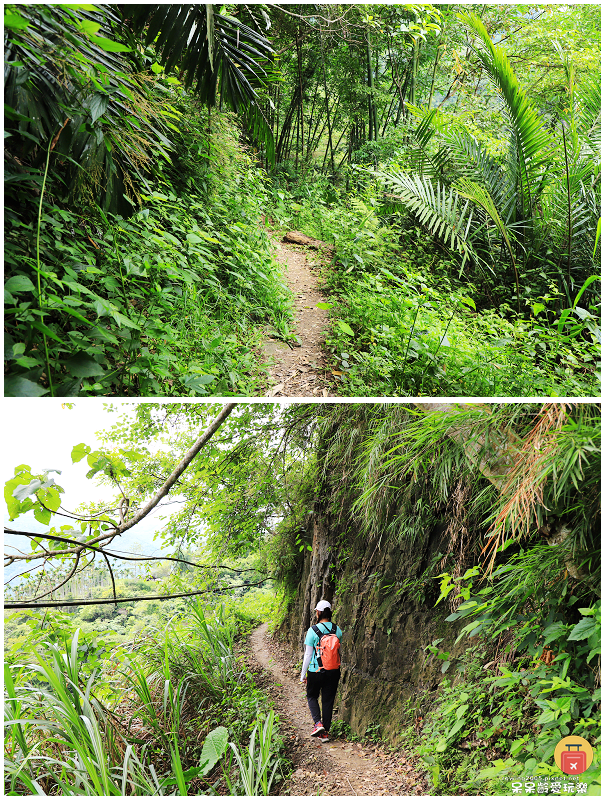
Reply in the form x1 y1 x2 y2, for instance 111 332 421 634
280 502 468 743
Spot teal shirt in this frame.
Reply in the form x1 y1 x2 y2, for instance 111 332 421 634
304 621 343 672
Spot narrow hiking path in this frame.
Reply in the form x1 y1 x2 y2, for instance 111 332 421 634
264 235 338 398
247 623 427 796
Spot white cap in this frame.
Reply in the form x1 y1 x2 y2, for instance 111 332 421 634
314 600 332 611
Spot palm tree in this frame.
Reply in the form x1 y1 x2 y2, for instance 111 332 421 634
123 4 277 163
376 12 601 312
4 4 276 214
4 4 174 214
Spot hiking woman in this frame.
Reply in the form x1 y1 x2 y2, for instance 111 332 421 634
299 600 343 742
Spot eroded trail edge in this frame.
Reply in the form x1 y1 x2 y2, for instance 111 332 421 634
265 234 336 397
248 623 426 796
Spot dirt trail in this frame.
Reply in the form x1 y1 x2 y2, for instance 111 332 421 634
264 237 337 398
248 623 425 796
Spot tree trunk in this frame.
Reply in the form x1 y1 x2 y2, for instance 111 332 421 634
428 42 443 109
320 31 335 174
366 30 376 141
297 31 305 163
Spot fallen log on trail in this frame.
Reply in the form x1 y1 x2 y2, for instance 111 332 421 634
282 231 333 253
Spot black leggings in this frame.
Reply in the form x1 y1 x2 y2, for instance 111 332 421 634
306 668 341 731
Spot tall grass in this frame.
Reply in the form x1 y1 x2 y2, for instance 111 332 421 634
4 602 283 796
4 632 161 795
224 712 282 796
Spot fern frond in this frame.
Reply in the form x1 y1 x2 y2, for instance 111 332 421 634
376 169 477 267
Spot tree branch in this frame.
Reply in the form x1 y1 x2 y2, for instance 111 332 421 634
4 529 265 574
116 403 237 534
5 579 268 609
26 551 83 602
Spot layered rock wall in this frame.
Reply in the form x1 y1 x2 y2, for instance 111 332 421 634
280 503 468 742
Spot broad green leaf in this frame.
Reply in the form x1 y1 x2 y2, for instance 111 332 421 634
5 275 36 294
4 12 29 30
4 376 48 397
38 486 61 512
111 310 140 330
531 303 545 317
337 321 355 336
573 306 592 320
74 18 101 35
71 443 92 463
64 354 105 378
458 296 476 311
447 718 465 737
316 302 333 310
88 34 131 52
87 92 109 123
34 507 52 525
567 618 597 641
199 726 228 776
13 479 45 502
183 374 216 393
15 356 43 369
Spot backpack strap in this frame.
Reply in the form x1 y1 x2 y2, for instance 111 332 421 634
311 622 336 641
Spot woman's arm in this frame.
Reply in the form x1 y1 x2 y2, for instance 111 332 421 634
300 644 313 681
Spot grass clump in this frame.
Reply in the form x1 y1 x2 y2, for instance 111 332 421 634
4 599 285 796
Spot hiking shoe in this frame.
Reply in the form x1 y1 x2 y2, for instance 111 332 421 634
310 721 325 736
316 730 330 742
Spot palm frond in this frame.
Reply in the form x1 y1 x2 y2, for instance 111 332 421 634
376 169 477 268
457 177 520 306
403 107 451 179
443 129 510 215
126 4 276 162
458 12 557 211
4 4 173 213
575 73 601 138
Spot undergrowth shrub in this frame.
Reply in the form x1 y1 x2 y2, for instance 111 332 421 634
267 183 601 397
5 95 292 397
412 563 601 797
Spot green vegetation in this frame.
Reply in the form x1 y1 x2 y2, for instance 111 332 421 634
5 588 283 795
5 4 600 396
259 402 601 794
4 4 290 397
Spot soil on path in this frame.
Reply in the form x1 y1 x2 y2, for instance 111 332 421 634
247 623 427 796
264 236 337 398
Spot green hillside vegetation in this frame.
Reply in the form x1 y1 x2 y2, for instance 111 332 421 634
4 564 275 649
5 596 283 796
4 4 601 396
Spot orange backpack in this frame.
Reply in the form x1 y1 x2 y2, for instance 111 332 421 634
312 622 341 670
